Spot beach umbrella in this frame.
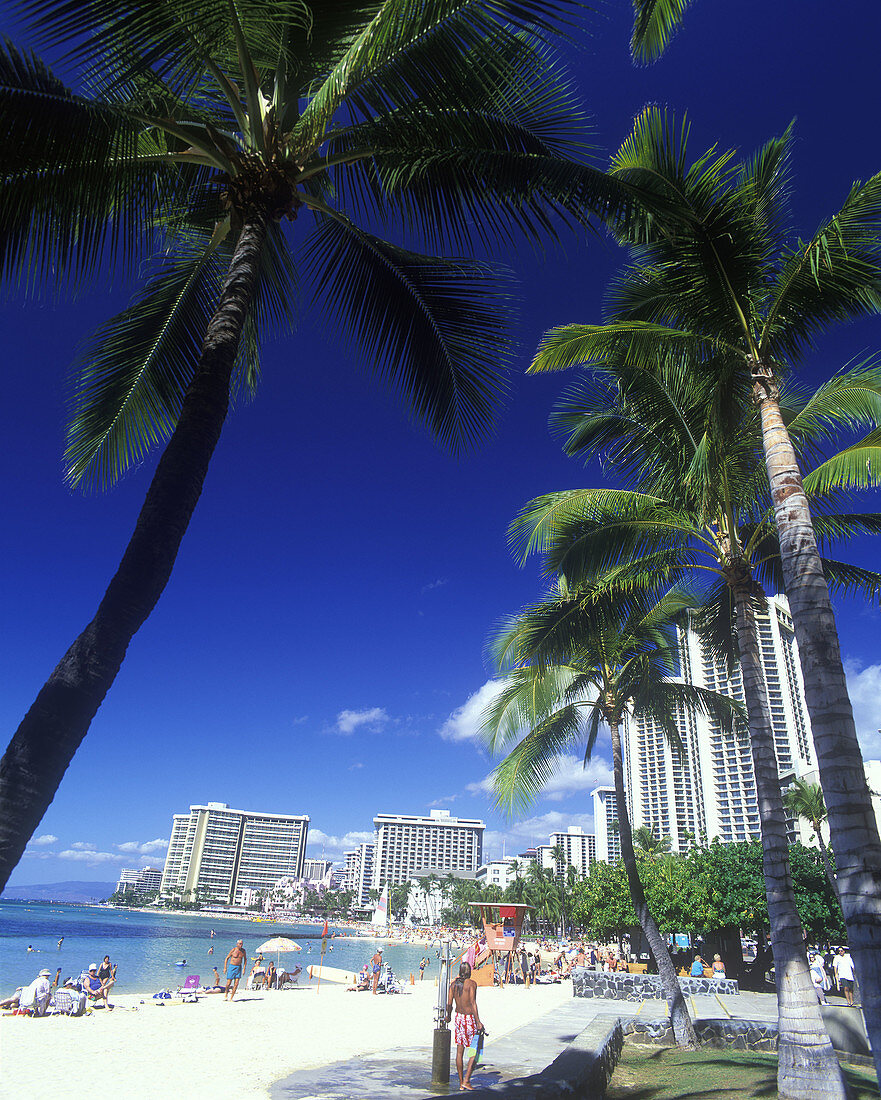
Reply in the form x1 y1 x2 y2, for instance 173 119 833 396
255 937 301 972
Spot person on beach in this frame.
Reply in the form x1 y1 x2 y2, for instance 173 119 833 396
57 937 64 950
85 964 114 1010
208 946 214 955
97 956 115 987
224 940 247 1001
420 957 428 981
371 947 383 994
833 946 856 1005
446 962 486 1092
17 969 54 1016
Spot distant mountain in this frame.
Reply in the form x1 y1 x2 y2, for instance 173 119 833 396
1 881 116 903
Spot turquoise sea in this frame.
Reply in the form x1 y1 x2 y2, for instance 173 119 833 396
0 902 435 995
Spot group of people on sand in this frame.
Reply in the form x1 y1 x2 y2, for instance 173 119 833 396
2 954 117 1016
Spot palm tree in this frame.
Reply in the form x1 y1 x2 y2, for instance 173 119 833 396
482 582 743 1047
632 826 673 860
514 359 881 1098
784 779 838 898
0 0 639 890
529 107 881 1081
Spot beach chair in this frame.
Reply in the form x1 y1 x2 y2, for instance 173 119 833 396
47 989 85 1017
180 975 200 1003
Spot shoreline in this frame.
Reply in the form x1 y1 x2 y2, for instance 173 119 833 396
0 976 571 1100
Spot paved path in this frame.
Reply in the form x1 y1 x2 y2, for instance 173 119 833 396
270 989 868 1099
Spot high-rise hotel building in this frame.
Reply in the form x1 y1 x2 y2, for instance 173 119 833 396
343 842 375 906
616 594 814 854
160 802 309 904
371 809 485 889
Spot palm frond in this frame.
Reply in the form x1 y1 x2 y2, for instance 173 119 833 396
302 209 511 451
64 227 231 489
629 0 696 63
488 704 586 817
0 41 181 290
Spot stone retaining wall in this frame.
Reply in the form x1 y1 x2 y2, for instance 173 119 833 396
625 1017 777 1052
572 969 739 1000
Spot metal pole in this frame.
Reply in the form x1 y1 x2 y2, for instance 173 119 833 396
431 939 451 1087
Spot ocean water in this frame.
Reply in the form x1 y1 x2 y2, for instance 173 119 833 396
0 902 437 995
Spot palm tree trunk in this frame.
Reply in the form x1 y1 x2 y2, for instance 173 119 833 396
752 359 881 1082
814 828 839 901
732 582 846 1100
609 719 697 1048
0 212 269 891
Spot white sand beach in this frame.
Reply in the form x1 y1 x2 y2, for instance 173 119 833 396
0 979 570 1099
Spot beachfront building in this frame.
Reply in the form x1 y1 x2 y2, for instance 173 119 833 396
538 826 596 878
160 802 309 905
343 842 375 907
610 594 816 855
115 866 163 897
476 859 520 891
371 810 485 890
592 787 621 863
302 858 333 882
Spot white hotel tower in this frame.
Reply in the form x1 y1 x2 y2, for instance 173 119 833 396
597 595 815 856
160 802 309 904
371 809 485 889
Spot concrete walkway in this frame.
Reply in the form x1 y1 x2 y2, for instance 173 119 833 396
270 989 869 1099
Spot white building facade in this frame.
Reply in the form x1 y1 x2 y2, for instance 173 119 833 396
115 867 163 896
539 826 596 877
371 810 485 889
160 802 309 904
592 787 621 863
617 594 815 854
343 842 375 906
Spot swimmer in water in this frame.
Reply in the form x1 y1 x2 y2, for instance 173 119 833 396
57 937 64 950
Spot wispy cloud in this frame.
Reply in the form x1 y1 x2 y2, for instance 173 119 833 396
483 811 597 860
30 834 57 847
438 681 504 743
291 715 310 726
70 841 98 851
56 849 127 865
420 578 449 596
348 762 364 771
307 829 374 860
335 707 389 735
115 838 168 856
427 795 458 807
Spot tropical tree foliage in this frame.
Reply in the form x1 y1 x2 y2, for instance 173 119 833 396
482 581 743 1047
0 0 643 891
529 106 881 1089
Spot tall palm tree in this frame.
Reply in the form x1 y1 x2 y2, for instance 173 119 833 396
784 779 838 898
0 0 638 890
529 107 881 1081
514 359 881 1098
482 582 743 1047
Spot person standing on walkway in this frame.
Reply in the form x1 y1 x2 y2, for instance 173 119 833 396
223 940 247 1001
446 962 486 1092
833 946 856 1005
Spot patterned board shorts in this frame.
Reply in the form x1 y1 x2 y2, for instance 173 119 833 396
454 1012 479 1048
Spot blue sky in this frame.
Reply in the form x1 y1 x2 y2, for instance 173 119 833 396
3 0 881 886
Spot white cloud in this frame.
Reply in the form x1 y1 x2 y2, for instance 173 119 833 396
69 841 97 851
438 681 504 743
845 661 881 758
482 811 597 860
466 754 612 802
115 838 169 855
421 578 449 595
307 829 374 860
30 834 57 847
428 795 458 807
335 707 389 735
57 849 127 865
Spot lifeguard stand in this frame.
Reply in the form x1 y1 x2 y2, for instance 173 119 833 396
466 902 532 986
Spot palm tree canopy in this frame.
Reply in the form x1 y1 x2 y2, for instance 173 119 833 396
530 108 881 399
2 0 643 483
629 0 697 64
481 582 745 815
508 345 881 674
783 778 828 834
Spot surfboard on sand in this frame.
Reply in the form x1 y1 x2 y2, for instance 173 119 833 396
306 964 358 984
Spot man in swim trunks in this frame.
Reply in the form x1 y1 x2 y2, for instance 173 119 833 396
371 947 383 994
446 962 486 1092
224 940 247 1001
